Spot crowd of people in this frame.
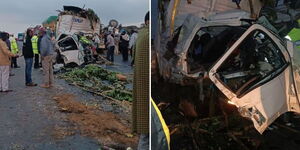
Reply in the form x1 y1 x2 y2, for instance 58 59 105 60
0 27 56 92
0 23 142 92
104 26 139 64
0 12 149 149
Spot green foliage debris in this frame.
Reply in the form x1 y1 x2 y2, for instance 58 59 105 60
59 64 132 102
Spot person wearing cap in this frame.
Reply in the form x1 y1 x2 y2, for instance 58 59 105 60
0 32 18 92
132 11 149 150
39 28 54 88
23 28 37 86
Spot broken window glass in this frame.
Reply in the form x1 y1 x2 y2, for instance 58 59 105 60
186 27 246 73
216 30 287 96
58 34 67 41
58 37 78 51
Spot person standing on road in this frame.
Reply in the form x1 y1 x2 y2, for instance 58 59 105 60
23 28 37 86
114 33 120 55
129 29 138 57
10 34 20 68
0 32 18 92
132 11 149 150
32 32 40 69
37 28 43 68
106 32 115 62
4 32 14 76
93 33 100 49
39 28 54 88
119 31 130 61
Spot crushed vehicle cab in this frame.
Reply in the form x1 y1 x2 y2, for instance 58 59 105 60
155 0 300 134
53 5 101 67
55 33 94 66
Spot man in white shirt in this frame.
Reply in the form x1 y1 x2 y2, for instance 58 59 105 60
106 32 115 62
129 30 138 57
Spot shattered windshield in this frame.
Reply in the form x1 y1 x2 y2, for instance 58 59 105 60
58 34 67 41
216 30 287 96
58 37 78 51
186 26 246 73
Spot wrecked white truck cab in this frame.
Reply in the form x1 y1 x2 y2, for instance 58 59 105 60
156 4 300 133
55 33 93 66
53 6 100 67
208 23 300 134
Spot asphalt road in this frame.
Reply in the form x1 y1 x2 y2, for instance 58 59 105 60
0 54 133 150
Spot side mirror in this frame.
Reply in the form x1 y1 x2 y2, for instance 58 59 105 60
287 40 294 58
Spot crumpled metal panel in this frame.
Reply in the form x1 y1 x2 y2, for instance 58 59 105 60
158 15 205 83
165 0 263 35
158 12 251 83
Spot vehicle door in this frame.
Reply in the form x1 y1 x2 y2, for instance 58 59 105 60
209 24 300 133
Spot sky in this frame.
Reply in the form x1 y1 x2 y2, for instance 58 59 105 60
0 0 149 34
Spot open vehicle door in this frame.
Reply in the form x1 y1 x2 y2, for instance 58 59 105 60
209 24 300 133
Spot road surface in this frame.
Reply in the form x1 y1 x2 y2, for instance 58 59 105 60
0 54 133 150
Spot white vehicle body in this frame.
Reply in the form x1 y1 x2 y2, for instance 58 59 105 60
56 15 101 36
56 34 85 66
208 24 300 134
156 0 300 134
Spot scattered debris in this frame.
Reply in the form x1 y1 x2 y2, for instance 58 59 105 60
53 95 88 113
52 94 138 148
116 74 127 81
178 99 198 118
52 126 76 140
59 64 132 102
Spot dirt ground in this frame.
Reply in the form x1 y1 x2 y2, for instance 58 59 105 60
52 94 138 149
0 55 135 150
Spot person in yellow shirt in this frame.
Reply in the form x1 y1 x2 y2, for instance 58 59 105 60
10 34 19 68
286 19 300 50
31 32 40 69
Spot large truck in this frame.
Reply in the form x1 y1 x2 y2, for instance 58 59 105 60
53 6 101 66
56 6 101 36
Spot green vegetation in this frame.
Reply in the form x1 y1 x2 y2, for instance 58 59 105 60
60 64 132 102
106 89 133 102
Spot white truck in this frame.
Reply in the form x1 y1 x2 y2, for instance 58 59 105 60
153 0 300 134
56 6 101 36
55 6 100 66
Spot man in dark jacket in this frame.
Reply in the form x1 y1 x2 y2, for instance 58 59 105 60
119 31 130 61
22 28 37 86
